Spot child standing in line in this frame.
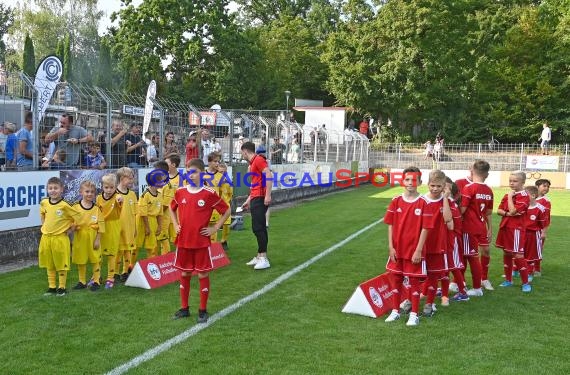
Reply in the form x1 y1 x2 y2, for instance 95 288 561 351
72 181 105 290
170 158 230 323
133 173 162 260
422 170 453 317
384 167 433 327
116 167 138 285
496 171 531 292
95 174 123 291
534 179 551 276
39 177 81 296
203 152 223 243
523 186 546 278
217 161 234 251
156 154 180 255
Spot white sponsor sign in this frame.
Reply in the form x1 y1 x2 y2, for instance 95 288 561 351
525 155 559 170
142 80 157 135
122 105 161 119
34 56 63 123
0 171 59 231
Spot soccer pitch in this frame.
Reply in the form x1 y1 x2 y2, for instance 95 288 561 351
1 185 569 374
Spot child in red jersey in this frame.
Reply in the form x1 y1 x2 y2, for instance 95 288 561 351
534 179 551 276
523 186 546 278
496 171 531 292
460 160 494 295
422 170 453 317
170 158 230 323
442 178 469 303
384 167 434 327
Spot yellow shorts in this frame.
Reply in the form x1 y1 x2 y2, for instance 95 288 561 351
39 234 71 271
72 229 101 264
156 213 174 241
136 216 158 248
101 219 121 256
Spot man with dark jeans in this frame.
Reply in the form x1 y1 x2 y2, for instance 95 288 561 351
240 141 273 270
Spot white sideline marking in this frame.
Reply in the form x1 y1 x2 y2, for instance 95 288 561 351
106 218 383 375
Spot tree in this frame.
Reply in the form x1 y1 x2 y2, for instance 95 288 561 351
56 39 64 62
0 4 14 64
95 38 113 89
22 33 35 76
234 0 312 25
63 33 72 81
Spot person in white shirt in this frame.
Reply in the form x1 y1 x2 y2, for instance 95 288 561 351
539 122 552 155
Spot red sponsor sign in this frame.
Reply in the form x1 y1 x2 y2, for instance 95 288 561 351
126 243 230 289
342 272 395 318
188 111 217 127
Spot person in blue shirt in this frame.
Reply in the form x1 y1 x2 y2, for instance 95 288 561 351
3 122 18 170
16 112 34 170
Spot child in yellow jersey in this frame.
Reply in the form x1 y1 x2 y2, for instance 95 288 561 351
133 172 163 260
156 154 181 254
39 177 81 296
217 161 234 251
116 167 138 285
71 180 105 291
96 174 122 291
204 152 223 243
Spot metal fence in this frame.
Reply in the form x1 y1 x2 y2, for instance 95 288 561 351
0 71 368 171
370 142 570 172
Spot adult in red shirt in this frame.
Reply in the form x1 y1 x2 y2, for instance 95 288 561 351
240 141 273 270
185 132 199 167
169 158 230 323
359 119 369 137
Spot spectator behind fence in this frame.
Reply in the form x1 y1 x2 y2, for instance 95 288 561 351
147 134 159 165
16 112 34 170
84 142 107 169
539 122 551 155
185 132 199 167
0 122 6 167
45 113 93 167
3 122 17 169
109 120 128 168
125 123 146 168
42 149 67 169
164 131 179 156
270 137 286 164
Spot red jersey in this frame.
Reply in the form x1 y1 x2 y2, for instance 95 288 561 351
449 200 462 251
498 190 530 229
384 194 435 260
170 186 229 249
461 182 493 234
535 196 551 227
423 196 448 254
524 204 546 231
248 154 269 198
455 177 472 195
359 121 369 136
185 143 199 165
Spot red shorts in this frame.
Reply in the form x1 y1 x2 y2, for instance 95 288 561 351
462 232 486 256
425 253 448 273
386 257 426 278
495 227 525 254
446 237 464 270
524 230 543 262
174 247 213 273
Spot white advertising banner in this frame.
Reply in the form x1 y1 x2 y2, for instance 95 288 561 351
525 155 559 170
0 171 59 231
34 56 63 124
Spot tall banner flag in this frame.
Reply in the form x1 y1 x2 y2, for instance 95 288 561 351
34 55 63 124
142 80 157 135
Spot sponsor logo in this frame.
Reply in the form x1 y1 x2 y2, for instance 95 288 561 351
146 263 161 281
530 215 536 220
198 199 205 207
368 287 384 308
475 193 493 200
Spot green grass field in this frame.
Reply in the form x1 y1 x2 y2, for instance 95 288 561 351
1 185 569 375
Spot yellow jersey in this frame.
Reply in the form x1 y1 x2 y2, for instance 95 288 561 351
40 198 80 235
96 192 122 221
138 188 162 217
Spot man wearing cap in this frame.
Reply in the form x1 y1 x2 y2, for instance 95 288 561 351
270 137 286 164
241 141 273 270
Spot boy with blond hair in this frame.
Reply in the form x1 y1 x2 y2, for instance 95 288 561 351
496 171 531 292
72 181 105 290
384 167 433 327
156 154 181 255
39 177 81 296
133 172 163 260
115 167 138 285
95 173 123 291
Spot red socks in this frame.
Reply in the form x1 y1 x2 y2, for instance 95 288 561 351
467 256 482 289
451 269 467 294
481 255 490 280
409 277 421 314
514 257 529 285
199 276 210 310
425 274 439 304
441 273 450 297
503 252 513 282
388 272 404 311
179 275 191 309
